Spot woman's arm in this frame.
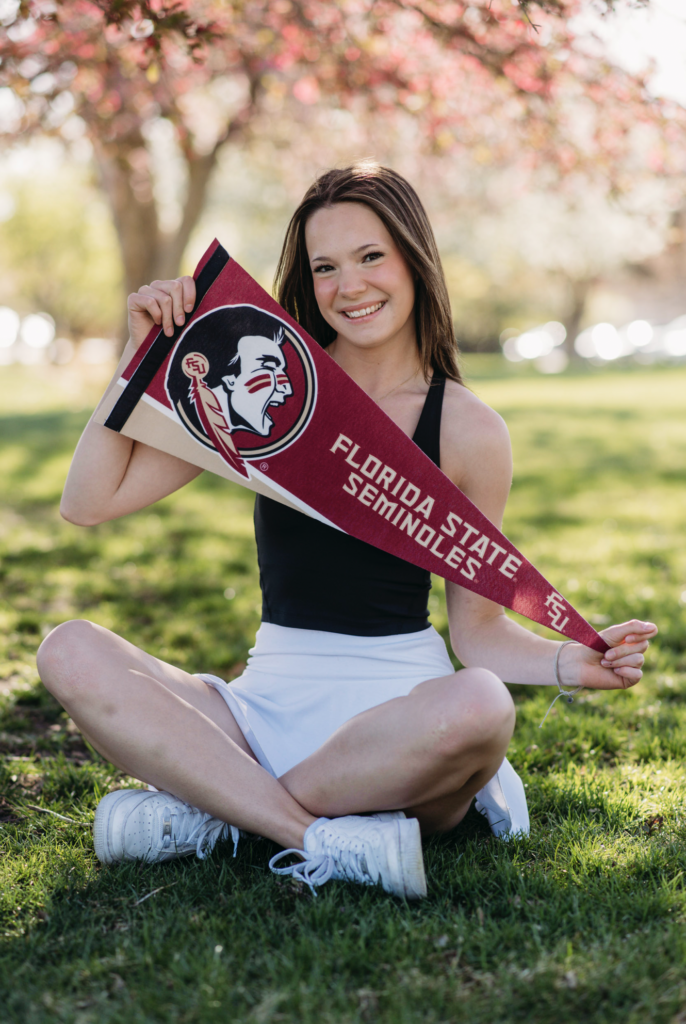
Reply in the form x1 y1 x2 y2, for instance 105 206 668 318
61 276 202 526
441 384 656 690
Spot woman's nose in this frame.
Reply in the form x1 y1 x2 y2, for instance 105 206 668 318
337 266 366 298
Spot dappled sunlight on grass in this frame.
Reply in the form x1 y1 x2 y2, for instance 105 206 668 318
1 362 686 1022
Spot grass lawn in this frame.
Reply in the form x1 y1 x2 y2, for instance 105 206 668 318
1 359 686 1023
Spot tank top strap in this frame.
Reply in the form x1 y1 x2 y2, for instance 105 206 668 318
411 373 445 468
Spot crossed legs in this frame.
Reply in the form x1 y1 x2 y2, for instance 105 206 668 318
36 619 515 849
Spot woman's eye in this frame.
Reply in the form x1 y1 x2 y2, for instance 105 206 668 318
362 251 384 263
313 264 335 274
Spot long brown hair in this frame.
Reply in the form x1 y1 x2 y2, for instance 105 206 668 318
274 162 463 385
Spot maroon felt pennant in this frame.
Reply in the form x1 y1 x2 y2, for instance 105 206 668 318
97 240 609 654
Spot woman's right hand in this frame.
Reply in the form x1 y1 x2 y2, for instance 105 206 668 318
127 276 197 349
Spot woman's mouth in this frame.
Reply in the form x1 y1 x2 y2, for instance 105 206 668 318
341 301 386 320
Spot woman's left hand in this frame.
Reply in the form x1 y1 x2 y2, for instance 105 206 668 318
561 619 658 691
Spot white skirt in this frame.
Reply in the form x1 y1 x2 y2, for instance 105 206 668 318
198 621 529 838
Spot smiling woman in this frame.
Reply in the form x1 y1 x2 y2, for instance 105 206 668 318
307 204 418 369
274 163 463 386
35 161 655 902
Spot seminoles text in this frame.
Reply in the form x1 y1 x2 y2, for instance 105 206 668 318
330 433 523 584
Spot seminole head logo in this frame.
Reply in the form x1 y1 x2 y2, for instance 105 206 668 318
166 305 316 478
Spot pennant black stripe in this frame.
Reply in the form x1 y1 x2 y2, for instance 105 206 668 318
105 244 230 433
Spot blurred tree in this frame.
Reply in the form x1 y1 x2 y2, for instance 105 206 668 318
0 0 682 346
0 149 122 336
488 178 674 353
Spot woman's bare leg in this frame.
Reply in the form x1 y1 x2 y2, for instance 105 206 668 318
39 621 514 850
37 620 315 850
280 668 515 834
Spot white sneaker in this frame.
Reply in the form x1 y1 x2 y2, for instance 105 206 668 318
474 758 530 840
93 789 241 864
269 814 426 899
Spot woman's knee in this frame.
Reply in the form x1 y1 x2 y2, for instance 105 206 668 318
462 666 515 721
428 667 515 759
36 619 103 700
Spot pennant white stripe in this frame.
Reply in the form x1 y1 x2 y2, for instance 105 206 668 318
248 466 344 533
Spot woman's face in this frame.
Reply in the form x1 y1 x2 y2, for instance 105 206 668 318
305 202 416 354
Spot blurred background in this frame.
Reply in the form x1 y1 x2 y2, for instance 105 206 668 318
0 0 685 375
2 9 686 1019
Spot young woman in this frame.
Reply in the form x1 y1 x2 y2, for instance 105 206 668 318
37 163 656 899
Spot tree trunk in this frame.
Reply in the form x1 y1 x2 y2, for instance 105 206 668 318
562 277 594 358
155 149 220 282
92 86 259 352
94 135 220 352
94 130 160 304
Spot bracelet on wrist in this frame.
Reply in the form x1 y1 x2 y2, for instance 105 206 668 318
554 640 583 702
540 641 583 728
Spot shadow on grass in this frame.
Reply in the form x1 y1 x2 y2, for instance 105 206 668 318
3 371 686 1022
2 793 686 1024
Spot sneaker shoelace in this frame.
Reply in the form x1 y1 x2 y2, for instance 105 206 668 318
269 849 335 894
269 828 381 896
163 805 240 859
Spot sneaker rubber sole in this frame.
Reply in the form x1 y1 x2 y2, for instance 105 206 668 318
394 817 427 900
93 789 142 864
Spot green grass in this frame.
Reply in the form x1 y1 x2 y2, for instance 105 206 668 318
1 360 686 1023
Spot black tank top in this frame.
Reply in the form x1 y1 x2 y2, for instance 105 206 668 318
254 374 446 637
